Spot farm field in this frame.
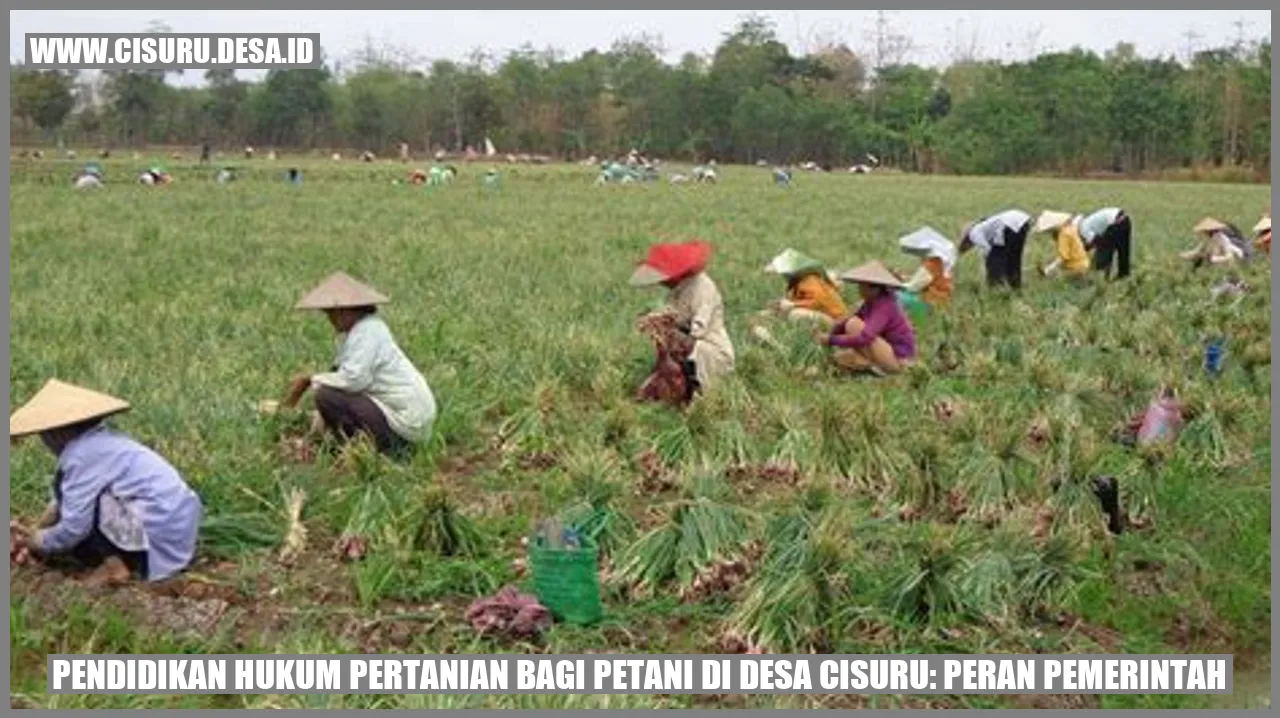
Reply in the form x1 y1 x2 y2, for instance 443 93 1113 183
8 158 1272 709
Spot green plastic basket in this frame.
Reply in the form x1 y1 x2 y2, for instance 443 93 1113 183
529 539 603 626
898 291 930 322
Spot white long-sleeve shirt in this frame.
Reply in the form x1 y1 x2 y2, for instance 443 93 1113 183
1078 207 1123 243
311 315 437 443
967 210 1031 255
666 272 735 387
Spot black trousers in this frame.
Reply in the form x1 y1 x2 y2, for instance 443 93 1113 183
984 223 1028 289
38 524 149 579
1092 213 1132 279
682 360 702 401
314 385 410 456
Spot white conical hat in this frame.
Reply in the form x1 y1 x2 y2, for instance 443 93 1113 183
1254 216 1271 233
1035 211 1073 233
898 226 957 272
10 379 130 437
295 272 389 310
837 260 905 289
1193 217 1228 234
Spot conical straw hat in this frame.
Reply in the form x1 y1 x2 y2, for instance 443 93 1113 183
10 379 130 437
1193 217 1228 234
1034 210 1073 233
837 260 905 289
295 272 389 310
765 248 824 276
1253 216 1271 234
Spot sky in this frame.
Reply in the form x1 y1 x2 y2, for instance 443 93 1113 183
11 10 1272 86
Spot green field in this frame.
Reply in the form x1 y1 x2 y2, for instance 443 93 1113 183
9 159 1272 708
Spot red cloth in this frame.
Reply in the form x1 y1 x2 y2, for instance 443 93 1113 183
638 241 712 283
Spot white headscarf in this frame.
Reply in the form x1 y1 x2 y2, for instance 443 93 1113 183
898 226 957 274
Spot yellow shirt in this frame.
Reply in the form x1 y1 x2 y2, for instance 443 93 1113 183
1056 224 1090 275
787 273 848 320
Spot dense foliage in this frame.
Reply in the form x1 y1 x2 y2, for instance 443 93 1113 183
9 16 1272 176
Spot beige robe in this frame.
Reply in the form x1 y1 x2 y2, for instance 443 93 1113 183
666 272 735 387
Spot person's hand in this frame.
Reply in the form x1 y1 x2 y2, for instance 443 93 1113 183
10 521 33 566
283 374 312 409
813 328 830 346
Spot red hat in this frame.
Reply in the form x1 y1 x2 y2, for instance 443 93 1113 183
630 240 713 286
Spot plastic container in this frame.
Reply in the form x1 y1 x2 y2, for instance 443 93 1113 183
528 535 603 626
1136 396 1183 446
897 291 929 322
1204 339 1226 377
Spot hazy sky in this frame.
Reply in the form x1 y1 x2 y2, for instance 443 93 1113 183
11 10 1272 85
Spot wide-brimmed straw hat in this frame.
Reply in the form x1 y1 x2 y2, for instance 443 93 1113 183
295 272 389 310
764 248 824 276
1035 210 1074 234
1254 216 1271 234
898 226 957 270
10 379 130 437
837 260 905 289
1193 217 1228 234
629 241 713 287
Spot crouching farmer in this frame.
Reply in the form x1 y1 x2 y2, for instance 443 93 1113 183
821 261 917 376
284 272 438 458
9 379 203 585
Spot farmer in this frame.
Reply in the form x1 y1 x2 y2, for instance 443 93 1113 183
756 249 847 329
1078 207 1132 280
283 272 438 457
772 166 793 187
820 261 917 376
1034 211 1090 279
692 165 717 184
599 161 639 185
959 209 1031 289
138 167 172 186
898 226 956 306
428 165 457 186
1253 215 1270 256
1180 217 1253 268
287 168 303 185
630 240 735 396
8 380 203 585
74 163 104 190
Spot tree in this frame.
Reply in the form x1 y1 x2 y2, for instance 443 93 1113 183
203 69 247 144
250 65 333 147
12 68 76 138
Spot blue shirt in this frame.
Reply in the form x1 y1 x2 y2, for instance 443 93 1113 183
36 426 202 581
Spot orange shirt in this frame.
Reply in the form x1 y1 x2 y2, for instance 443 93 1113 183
920 257 953 305
787 273 848 320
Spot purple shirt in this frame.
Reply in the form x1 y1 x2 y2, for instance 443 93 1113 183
828 293 917 359
36 425 203 581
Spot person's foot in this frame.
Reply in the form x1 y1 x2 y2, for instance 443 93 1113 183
84 556 132 587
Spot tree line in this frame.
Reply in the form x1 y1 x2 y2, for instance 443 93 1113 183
9 16 1272 177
